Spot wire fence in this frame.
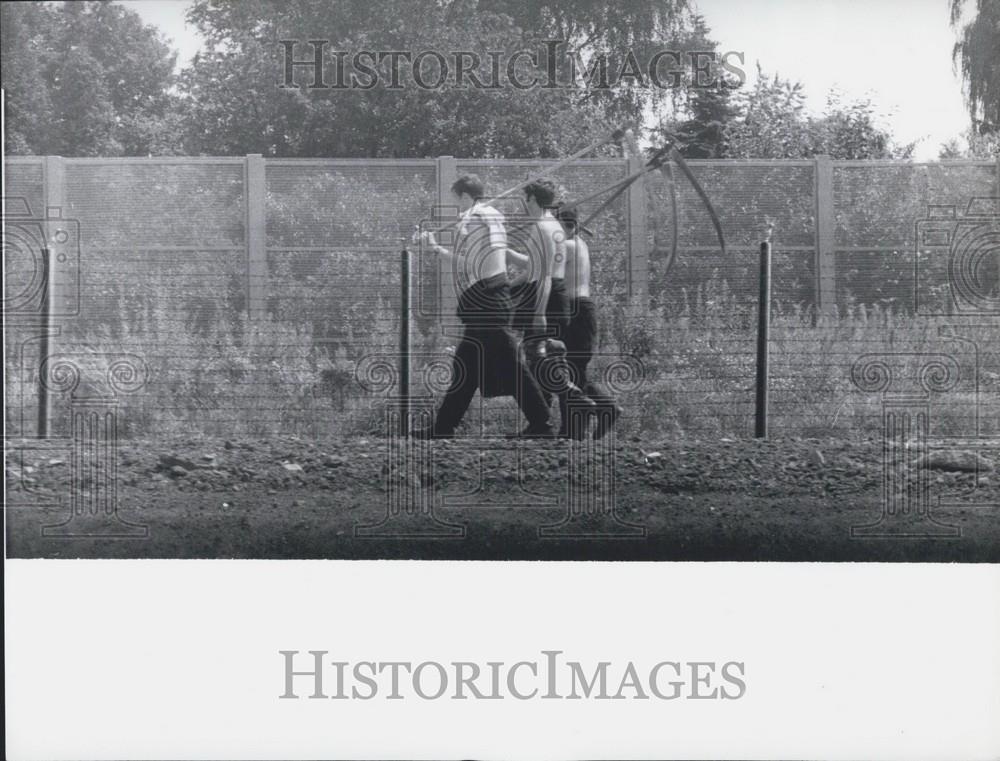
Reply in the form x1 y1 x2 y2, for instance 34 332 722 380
4 155 999 440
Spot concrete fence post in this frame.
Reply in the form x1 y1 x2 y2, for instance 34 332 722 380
246 153 267 320
814 154 837 321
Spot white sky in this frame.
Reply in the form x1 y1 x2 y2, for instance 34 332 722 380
118 0 974 160
696 0 972 159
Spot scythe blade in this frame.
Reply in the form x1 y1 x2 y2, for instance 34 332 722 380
668 146 726 256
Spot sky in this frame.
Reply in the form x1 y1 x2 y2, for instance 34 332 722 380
696 0 972 159
118 0 974 160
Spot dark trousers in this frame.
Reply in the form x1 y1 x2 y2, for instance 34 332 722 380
565 297 616 410
510 278 569 337
512 279 586 431
433 276 550 434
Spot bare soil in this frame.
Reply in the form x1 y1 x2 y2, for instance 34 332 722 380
6 435 999 561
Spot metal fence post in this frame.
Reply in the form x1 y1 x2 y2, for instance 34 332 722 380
246 153 267 319
626 154 648 307
814 154 836 322
39 155 65 438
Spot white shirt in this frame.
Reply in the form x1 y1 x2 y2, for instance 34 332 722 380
453 202 508 282
455 201 507 255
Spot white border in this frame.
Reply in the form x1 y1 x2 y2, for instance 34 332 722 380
5 560 1000 760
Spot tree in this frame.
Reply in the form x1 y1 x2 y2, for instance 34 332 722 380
939 128 1000 158
723 67 913 159
178 0 711 157
1 1 180 156
179 0 613 157
480 0 703 125
1 2 57 154
655 14 739 158
669 83 739 159
723 67 812 158
950 0 1000 135
812 92 915 160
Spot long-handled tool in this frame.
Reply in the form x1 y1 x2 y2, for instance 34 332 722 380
561 136 726 259
417 127 628 239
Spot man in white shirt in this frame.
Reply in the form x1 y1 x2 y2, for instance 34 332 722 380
413 174 553 438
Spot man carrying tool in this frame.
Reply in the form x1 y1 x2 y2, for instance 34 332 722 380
507 179 596 437
556 205 623 439
411 174 554 439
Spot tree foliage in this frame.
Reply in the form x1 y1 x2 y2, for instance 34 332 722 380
950 0 1000 135
176 0 710 157
481 0 703 123
939 128 1000 158
1 0 923 160
723 67 913 159
655 14 739 158
1 1 180 156
178 0 619 157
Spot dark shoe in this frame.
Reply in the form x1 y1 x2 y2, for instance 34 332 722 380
592 404 623 440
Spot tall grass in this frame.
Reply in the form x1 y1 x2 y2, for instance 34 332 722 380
7 274 997 441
